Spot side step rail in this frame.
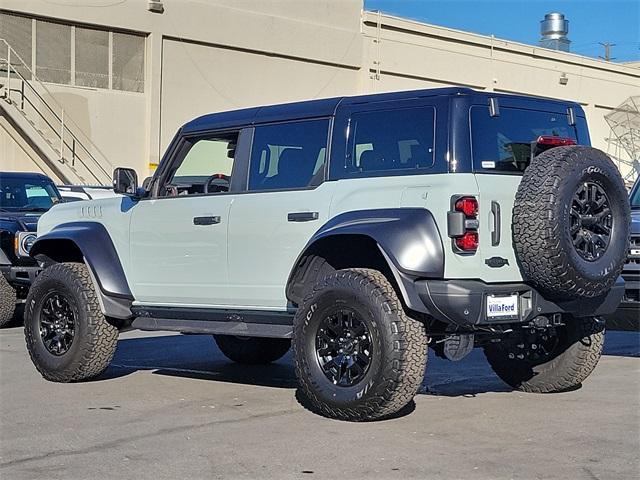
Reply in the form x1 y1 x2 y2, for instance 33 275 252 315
130 307 294 339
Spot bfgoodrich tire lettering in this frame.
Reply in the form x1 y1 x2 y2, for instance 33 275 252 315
24 262 118 382
512 146 630 299
293 268 428 421
484 316 604 393
0 274 16 328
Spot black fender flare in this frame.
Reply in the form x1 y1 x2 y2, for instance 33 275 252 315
286 208 444 312
30 222 133 318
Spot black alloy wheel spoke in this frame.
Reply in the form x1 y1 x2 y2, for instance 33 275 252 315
39 293 76 356
315 309 373 387
570 182 613 262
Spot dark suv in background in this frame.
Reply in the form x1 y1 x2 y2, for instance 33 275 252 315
0 172 63 326
609 179 640 330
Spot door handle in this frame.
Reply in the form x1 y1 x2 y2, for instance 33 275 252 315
287 212 319 222
193 216 221 226
491 201 501 246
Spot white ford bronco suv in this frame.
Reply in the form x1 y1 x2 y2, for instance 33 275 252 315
25 88 630 421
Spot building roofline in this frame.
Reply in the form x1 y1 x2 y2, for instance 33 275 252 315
363 10 640 78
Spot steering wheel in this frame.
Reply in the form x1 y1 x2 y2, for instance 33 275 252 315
204 174 231 194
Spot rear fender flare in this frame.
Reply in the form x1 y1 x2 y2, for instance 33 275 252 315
287 208 444 311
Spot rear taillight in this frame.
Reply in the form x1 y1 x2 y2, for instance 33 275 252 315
536 135 576 146
455 197 479 217
448 195 479 254
455 231 479 251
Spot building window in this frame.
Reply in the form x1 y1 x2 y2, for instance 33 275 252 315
0 11 32 78
112 32 144 93
75 26 109 89
0 11 145 93
36 19 71 85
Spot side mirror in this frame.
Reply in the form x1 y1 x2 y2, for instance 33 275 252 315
113 168 138 196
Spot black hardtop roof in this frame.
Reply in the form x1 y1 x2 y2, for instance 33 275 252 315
0 172 54 181
181 87 581 134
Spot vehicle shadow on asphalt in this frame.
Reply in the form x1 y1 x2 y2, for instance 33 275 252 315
102 330 640 397
103 333 514 398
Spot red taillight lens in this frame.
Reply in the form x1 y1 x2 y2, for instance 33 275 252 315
455 231 479 251
536 135 576 146
455 197 479 218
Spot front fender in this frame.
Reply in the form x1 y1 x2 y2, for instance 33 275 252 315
30 222 133 300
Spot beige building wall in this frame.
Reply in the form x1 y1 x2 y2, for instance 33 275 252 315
1 1 638 183
360 13 640 179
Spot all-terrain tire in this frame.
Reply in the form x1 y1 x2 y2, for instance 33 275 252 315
213 335 290 364
24 262 119 382
512 146 629 299
484 316 605 393
0 274 17 328
293 268 428 421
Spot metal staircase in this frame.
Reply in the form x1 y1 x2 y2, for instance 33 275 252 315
0 38 113 185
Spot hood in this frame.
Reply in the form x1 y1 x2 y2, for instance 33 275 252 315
0 211 43 233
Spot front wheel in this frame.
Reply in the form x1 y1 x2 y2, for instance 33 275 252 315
293 268 428 421
484 315 605 393
24 263 119 382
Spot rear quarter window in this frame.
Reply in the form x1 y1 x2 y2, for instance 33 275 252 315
344 106 436 177
470 106 584 173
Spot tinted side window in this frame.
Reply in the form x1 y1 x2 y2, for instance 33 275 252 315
346 107 435 175
471 106 579 173
160 132 238 197
248 119 329 191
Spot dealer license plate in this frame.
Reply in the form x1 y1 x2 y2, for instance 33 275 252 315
486 294 519 319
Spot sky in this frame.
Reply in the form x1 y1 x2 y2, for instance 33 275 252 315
364 0 640 62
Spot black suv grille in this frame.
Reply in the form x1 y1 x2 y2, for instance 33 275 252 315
622 235 640 303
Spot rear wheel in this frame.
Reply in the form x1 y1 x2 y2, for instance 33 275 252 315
484 315 605 393
24 263 119 382
0 274 17 328
293 268 428 421
213 335 290 364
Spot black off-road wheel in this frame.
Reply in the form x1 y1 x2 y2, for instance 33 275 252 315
293 268 428 421
484 316 605 393
513 146 630 300
24 263 119 382
0 274 17 328
213 335 290 364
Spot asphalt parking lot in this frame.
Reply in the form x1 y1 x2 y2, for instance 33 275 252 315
1 311 639 480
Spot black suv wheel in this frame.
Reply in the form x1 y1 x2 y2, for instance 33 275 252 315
293 268 428 421
213 335 290 364
0 274 16 328
513 146 629 299
24 263 119 382
483 315 605 392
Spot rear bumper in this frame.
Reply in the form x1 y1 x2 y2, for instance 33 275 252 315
415 277 625 326
0 264 41 287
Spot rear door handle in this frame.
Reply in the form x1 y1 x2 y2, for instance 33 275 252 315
287 212 319 222
491 201 501 246
193 216 221 226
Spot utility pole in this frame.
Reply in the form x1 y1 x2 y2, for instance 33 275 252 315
599 42 616 61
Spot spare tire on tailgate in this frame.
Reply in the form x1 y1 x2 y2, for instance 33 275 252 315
512 146 630 300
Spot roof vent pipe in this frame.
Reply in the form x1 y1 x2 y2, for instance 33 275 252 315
539 13 570 52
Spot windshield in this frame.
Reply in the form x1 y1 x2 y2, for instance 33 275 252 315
631 181 640 208
0 177 62 212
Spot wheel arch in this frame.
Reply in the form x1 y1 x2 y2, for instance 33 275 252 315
286 208 445 313
30 222 133 319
